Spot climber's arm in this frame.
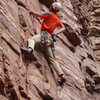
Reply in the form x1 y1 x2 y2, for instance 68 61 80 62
55 24 66 35
25 7 41 17
29 10 41 17
26 7 51 18
29 11 51 18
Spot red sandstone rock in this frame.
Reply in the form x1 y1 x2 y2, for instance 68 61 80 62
0 0 100 100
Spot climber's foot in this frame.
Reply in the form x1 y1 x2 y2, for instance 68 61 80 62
58 74 66 85
21 47 33 54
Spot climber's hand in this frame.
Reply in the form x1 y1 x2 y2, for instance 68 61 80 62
55 24 66 35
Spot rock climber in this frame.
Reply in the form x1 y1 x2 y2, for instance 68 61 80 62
21 2 66 85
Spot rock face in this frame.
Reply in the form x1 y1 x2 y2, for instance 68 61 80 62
0 0 100 100
89 0 100 99
89 0 100 62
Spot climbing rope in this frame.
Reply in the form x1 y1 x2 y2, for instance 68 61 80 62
24 0 30 96
25 55 29 100
23 1 37 100
24 29 29 100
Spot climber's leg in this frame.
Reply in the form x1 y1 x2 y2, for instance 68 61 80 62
45 46 63 75
28 34 41 49
21 34 41 54
45 46 66 85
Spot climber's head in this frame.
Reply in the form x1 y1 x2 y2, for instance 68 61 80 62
50 2 62 13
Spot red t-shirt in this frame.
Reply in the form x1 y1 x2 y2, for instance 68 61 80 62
40 11 62 34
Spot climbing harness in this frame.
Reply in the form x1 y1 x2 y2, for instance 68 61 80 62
41 31 56 52
41 31 49 46
51 33 56 42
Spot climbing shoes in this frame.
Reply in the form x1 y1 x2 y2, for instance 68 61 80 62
21 47 33 55
57 75 66 85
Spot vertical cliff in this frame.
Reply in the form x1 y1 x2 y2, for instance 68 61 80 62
0 0 100 100
89 0 100 63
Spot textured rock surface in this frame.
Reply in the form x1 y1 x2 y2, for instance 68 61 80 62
89 1 100 99
0 0 100 100
89 0 100 62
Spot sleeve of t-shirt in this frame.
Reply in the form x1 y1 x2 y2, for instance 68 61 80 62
40 12 51 19
57 20 63 27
